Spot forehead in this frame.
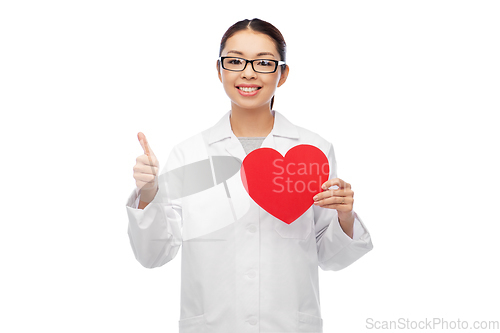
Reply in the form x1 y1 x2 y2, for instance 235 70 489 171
222 30 278 58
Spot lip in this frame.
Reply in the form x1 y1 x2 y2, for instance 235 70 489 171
236 84 261 96
236 84 261 88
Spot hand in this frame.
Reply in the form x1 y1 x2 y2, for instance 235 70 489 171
312 178 354 216
133 132 159 200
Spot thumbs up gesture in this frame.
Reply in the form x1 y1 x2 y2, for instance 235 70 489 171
133 132 159 203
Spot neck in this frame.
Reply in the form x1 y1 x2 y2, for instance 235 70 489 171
229 103 274 137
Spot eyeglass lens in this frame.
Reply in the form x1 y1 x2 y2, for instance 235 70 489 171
223 57 277 73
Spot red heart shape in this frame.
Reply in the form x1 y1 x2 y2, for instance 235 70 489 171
240 144 329 224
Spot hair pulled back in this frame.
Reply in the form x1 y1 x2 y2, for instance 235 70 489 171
218 18 287 110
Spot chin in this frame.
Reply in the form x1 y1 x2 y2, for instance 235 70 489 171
235 101 270 110
233 97 272 110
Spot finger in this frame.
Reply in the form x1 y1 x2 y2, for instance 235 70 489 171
321 178 351 190
137 132 147 154
315 197 354 210
137 132 157 175
314 195 349 206
133 163 159 176
313 188 353 201
321 203 353 212
134 172 157 184
313 189 351 201
136 154 158 167
137 132 154 157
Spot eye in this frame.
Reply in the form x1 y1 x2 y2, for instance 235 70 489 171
228 58 243 65
256 60 273 66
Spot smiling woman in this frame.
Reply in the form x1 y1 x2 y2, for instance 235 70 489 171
126 17 373 333
217 30 288 124
217 18 287 113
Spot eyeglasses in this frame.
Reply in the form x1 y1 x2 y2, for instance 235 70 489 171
219 56 286 74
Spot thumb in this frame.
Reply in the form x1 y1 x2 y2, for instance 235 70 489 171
137 132 154 157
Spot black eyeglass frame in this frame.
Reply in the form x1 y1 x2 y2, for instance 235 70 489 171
219 56 286 74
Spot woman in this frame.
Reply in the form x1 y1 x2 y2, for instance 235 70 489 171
126 18 373 333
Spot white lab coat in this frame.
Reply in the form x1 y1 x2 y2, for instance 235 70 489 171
125 110 373 333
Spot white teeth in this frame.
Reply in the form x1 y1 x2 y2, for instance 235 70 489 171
238 87 259 92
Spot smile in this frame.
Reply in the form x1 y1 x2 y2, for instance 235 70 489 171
236 86 261 96
237 86 261 92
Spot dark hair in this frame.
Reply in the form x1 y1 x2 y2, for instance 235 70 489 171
218 18 287 110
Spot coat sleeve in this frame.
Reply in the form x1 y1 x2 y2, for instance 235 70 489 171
125 146 183 269
314 143 373 271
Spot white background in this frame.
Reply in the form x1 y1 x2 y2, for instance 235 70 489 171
1 0 499 332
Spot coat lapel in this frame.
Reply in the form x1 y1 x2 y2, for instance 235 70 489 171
207 110 300 161
204 109 301 224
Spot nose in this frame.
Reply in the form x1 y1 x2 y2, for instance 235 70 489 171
241 61 257 79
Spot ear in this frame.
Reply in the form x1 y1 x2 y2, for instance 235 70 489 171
217 59 222 83
277 65 289 87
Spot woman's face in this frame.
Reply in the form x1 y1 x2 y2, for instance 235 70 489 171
217 30 288 111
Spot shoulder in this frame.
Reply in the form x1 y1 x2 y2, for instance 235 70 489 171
278 111 334 156
297 124 332 147
297 125 335 161
165 116 222 168
281 114 338 175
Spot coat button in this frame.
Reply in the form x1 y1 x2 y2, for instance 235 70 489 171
247 224 257 233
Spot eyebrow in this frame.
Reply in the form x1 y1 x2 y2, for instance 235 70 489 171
226 50 276 58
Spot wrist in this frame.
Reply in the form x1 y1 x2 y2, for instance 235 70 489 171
337 210 354 239
139 186 159 203
338 210 354 222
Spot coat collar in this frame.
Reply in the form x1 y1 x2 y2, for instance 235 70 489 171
207 109 300 163
207 109 300 145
